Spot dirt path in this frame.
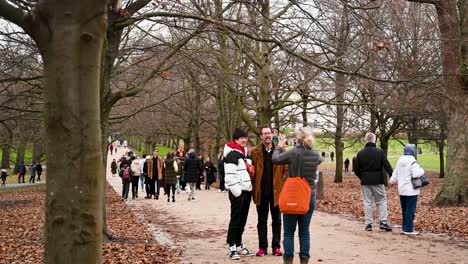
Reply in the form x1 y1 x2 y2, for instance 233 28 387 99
107 148 467 264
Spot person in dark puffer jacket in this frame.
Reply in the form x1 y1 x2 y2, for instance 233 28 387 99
272 127 322 264
164 152 178 202
353 132 393 232
184 149 202 201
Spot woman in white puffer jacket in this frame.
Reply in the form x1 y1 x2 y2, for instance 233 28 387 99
390 144 425 235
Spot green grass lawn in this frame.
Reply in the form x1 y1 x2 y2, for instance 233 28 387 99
313 138 445 173
0 183 45 193
2 171 46 184
133 146 175 159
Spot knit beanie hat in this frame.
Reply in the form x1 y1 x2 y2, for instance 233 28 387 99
403 144 417 158
233 128 248 141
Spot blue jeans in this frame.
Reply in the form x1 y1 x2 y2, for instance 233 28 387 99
400 195 418 232
140 175 145 192
283 193 316 260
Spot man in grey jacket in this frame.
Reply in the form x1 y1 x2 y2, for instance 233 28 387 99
353 132 393 232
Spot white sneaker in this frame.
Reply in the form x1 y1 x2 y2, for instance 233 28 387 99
237 244 254 256
402 230 419 235
229 245 240 260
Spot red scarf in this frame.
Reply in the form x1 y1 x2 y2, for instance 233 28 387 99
227 142 245 156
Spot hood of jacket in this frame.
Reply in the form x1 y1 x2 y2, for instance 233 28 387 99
224 142 247 157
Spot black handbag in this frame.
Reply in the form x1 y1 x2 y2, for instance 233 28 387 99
410 161 429 189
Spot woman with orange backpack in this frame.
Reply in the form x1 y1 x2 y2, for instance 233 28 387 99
272 127 323 264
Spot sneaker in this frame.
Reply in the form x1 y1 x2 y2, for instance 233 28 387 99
379 223 392 232
237 244 254 256
256 249 267 257
273 248 283 256
365 224 372 231
403 230 419 235
229 246 240 260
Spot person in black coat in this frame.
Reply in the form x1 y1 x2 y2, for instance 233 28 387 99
36 162 43 182
110 159 118 177
18 161 26 183
204 159 217 190
184 150 202 200
344 158 350 173
353 132 393 232
1 169 8 187
217 153 226 192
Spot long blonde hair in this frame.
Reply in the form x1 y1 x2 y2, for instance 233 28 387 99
296 127 315 148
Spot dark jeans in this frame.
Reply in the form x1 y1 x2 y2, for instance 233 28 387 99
400 195 418 232
227 191 251 247
344 165 349 173
37 172 42 181
283 193 316 260
149 177 160 197
196 176 202 190
165 184 176 200
219 174 225 191
18 173 25 183
122 178 130 199
145 176 152 197
29 175 35 183
131 176 139 198
256 196 281 251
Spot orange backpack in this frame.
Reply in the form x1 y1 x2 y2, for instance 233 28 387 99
278 149 311 215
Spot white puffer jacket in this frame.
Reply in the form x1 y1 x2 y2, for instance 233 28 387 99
223 143 253 197
390 155 424 196
131 159 142 177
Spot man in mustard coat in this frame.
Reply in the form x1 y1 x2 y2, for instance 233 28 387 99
145 149 163 199
251 126 288 257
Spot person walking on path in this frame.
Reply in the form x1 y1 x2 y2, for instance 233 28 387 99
111 159 118 177
344 158 350 174
184 149 202 201
196 154 204 190
330 151 334 162
109 144 114 155
353 132 393 232
251 126 288 257
390 144 425 235
140 154 147 195
1 169 8 187
224 128 254 260
119 163 131 200
145 149 163 199
204 158 217 190
130 156 142 199
272 127 322 264
217 153 226 192
36 162 43 182
29 162 36 183
18 162 26 183
164 153 178 202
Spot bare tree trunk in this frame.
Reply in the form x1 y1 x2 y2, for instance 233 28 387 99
438 138 445 178
432 0 468 205
333 2 348 183
32 140 44 163
14 140 26 173
301 94 308 127
1 144 11 169
37 1 107 262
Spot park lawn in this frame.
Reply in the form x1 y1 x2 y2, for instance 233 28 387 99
313 138 445 173
0 183 46 193
133 146 175 159
2 171 46 185
0 149 36 166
